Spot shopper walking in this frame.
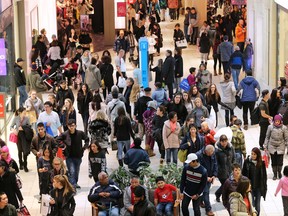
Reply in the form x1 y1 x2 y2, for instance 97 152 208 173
14 58 28 107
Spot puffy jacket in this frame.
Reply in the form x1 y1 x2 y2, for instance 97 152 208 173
220 80 236 104
238 76 260 102
235 23 246 43
229 50 244 69
162 120 181 149
89 119 111 149
217 41 234 62
215 142 235 179
229 192 256 216
263 124 288 155
124 148 150 171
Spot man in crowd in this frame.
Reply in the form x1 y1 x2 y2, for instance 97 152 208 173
162 50 175 99
14 58 28 107
243 38 254 71
0 192 17 216
133 185 156 216
56 119 89 189
229 45 244 89
88 172 122 216
217 35 234 75
115 49 127 93
180 153 207 216
183 7 192 42
113 30 130 61
37 101 63 138
235 18 246 52
196 145 217 216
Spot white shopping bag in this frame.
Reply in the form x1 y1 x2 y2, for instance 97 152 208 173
40 194 51 215
176 39 188 48
118 76 126 88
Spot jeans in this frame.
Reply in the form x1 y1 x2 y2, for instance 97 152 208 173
191 27 199 44
225 109 234 127
174 77 181 93
244 58 252 71
231 68 241 90
252 188 261 216
98 207 119 216
242 101 256 125
235 150 243 168
182 193 201 216
17 85 28 107
66 157 82 187
117 140 131 160
166 148 178 164
222 61 230 74
81 112 89 135
202 182 212 212
156 202 173 216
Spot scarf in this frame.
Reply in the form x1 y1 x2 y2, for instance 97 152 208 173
170 121 177 133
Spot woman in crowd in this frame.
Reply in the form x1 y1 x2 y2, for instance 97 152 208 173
264 114 288 180
146 31 156 66
89 93 103 122
88 140 106 182
213 34 222 76
89 110 111 152
268 88 282 118
0 146 19 174
190 97 209 129
196 63 212 96
10 107 31 172
199 31 211 66
182 91 193 113
77 83 93 135
205 84 221 127
173 23 184 47
68 28 78 58
180 124 204 156
162 111 181 164
56 80 74 109
114 107 135 167
60 98 76 131
100 55 114 100
174 48 183 93
220 73 236 127
49 175 76 215
151 23 162 56
85 57 101 92
80 50 92 82
152 82 168 107
242 147 267 215
167 92 188 125
229 179 257 216
47 40 62 66
48 94 59 113
50 157 67 185
179 116 195 141
188 85 205 106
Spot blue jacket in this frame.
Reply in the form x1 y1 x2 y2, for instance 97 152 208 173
196 148 218 177
124 148 150 172
88 179 122 208
238 76 260 102
229 50 244 69
152 88 168 107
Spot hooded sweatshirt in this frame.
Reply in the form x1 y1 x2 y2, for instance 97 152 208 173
217 41 234 62
275 176 288 196
238 76 260 102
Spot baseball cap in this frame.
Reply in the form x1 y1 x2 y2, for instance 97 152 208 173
185 153 198 164
17 58 25 63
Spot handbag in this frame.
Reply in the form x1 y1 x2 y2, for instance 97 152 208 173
111 140 118 151
176 39 187 49
16 174 23 189
179 78 190 91
235 95 242 109
118 76 126 88
17 205 31 216
178 149 188 163
9 133 18 143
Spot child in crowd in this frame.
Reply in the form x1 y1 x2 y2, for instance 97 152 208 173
152 82 168 107
154 176 179 216
187 67 197 86
275 165 288 216
88 141 106 182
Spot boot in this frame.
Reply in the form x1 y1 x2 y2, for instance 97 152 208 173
214 69 217 76
218 68 222 75
278 166 283 179
19 161 23 170
272 166 277 180
23 161 29 172
118 159 123 167
145 145 150 153
148 149 156 157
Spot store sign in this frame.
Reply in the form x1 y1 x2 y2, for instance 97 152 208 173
0 39 7 76
0 94 5 119
117 2 126 17
275 0 288 9
114 0 126 29
231 0 247 5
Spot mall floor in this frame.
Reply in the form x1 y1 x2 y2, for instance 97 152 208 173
4 12 286 216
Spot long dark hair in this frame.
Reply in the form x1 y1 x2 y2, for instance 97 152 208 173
15 107 26 116
117 107 127 126
270 88 280 102
89 140 102 153
236 178 250 198
205 84 220 104
43 146 55 165
79 83 90 95
188 85 200 98
91 93 102 111
251 147 262 167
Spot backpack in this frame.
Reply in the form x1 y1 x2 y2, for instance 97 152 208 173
250 105 260 125
278 103 288 125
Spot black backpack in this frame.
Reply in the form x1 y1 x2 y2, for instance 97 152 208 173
250 105 260 125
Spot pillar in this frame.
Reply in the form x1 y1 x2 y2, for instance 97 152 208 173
103 0 115 46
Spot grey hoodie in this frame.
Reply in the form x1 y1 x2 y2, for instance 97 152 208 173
217 41 234 62
85 65 101 90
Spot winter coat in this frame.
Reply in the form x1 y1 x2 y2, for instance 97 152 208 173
14 63 26 87
243 44 254 59
162 56 175 84
180 132 204 155
229 50 244 69
24 97 44 115
17 125 34 156
174 54 183 78
113 36 130 53
114 116 134 141
167 102 188 125
217 41 234 62
124 147 150 172
199 35 211 53
196 70 212 91
134 96 153 123
56 86 74 109
0 170 23 209
268 98 282 118
220 80 236 107
215 142 236 179
100 63 114 88
107 98 127 122
173 29 184 42
162 120 181 149
263 124 288 155
26 70 47 93
89 119 111 149
133 199 156 216
235 23 246 43
238 76 260 102
196 148 218 177
85 65 101 91
230 125 246 157
143 109 156 136
49 189 76 216
242 156 267 200
229 192 256 216
77 91 93 115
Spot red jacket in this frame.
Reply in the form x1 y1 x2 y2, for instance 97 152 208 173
199 129 216 145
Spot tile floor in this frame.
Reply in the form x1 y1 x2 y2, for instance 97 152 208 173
3 13 286 216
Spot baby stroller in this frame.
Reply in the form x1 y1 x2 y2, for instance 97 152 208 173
43 62 65 93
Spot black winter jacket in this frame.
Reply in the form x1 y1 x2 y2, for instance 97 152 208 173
49 189 76 216
174 54 183 78
100 63 114 88
162 56 175 84
56 87 75 109
134 96 153 123
77 91 93 115
133 199 156 216
89 119 111 148
14 63 26 87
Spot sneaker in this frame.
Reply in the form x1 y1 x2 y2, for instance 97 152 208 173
160 159 164 165
244 125 248 130
76 184 81 189
206 211 215 216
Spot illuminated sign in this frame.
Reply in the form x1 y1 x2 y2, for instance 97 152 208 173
114 0 126 29
0 39 7 76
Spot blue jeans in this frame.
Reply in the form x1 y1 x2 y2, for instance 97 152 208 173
231 68 241 90
184 25 189 42
202 182 212 212
156 202 173 216
66 157 82 187
117 140 130 160
252 188 261 216
166 148 178 164
98 207 119 216
17 85 28 107
244 58 252 71
235 150 243 168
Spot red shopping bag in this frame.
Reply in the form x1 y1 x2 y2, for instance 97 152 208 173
56 147 66 161
262 151 270 168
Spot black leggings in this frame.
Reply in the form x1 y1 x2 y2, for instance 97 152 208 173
156 139 165 159
270 152 284 167
103 86 112 100
225 109 234 127
213 54 221 70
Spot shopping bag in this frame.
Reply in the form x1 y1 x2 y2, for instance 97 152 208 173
111 140 118 151
261 150 270 168
40 194 51 216
17 205 31 216
178 149 188 163
56 147 66 161
9 133 18 143
118 76 126 88
179 78 190 91
176 39 187 49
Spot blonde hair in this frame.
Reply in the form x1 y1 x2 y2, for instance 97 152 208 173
96 110 108 121
53 157 67 174
63 98 74 112
53 175 75 196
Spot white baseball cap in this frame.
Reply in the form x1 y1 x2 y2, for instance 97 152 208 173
185 153 198 164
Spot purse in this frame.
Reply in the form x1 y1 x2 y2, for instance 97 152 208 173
176 39 188 49
9 133 18 143
111 140 118 151
17 205 31 216
16 174 23 189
